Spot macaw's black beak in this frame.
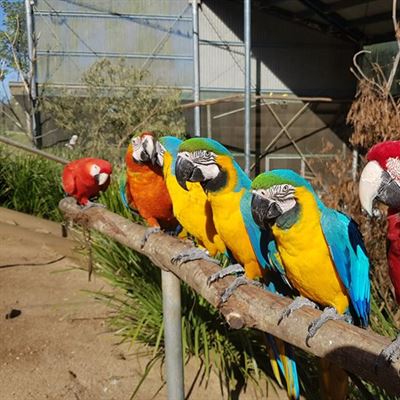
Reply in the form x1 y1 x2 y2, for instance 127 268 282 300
359 161 400 216
175 156 194 191
141 136 156 165
376 170 400 211
251 194 282 229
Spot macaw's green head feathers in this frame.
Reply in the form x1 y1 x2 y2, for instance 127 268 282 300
251 169 313 191
175 137 231 192
178 137 233 157
251 170 315 229
155 136 182 167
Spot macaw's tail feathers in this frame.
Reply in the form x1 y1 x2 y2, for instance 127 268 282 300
319 358 348 400
119 173 129 209
266 334 300 400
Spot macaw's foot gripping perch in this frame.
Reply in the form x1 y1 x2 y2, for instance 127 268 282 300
207 264 263 304
306 307 352 346
171 248 220 266
278 296 318 325
140 227 161 249
379 333 400 364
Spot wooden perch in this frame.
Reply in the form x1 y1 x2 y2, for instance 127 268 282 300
0 135 68 165
59 197 400 395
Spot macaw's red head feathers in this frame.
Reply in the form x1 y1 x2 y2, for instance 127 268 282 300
85 158 112 186
130 132 157 165
359 141 400 216
367 141 400 173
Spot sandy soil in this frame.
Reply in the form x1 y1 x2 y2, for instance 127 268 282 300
0 207 285 400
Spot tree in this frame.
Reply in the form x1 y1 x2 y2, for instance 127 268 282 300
0 0 28 76
0 0 40 144
43 58 185 159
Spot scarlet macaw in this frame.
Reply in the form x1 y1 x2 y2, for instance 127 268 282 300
359 140 400 362
62 157 112 207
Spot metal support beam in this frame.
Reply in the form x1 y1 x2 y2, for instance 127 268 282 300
25 0 41 148
162 270 185 400
206 104 212 138
244 0 251 175
191 0 201 137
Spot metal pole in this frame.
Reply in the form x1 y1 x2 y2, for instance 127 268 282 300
244 0 251 175
161 270 185 400
24 0 41 148
192 0 201 137
206 104 212 138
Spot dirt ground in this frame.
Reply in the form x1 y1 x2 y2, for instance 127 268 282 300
0 207 286 400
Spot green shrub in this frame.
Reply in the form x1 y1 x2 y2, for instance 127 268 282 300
0 145 64 220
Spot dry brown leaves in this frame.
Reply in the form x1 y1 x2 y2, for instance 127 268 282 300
347 79 400 150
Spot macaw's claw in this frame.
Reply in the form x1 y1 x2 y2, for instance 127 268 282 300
80 201 106 211
379 334 400 364
206 263 244 287
171 248 220 266
140 227 161 249
278 296 318 325
306 307 352 346
220 276 263 304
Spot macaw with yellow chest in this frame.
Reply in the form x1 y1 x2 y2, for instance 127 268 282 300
175 137 299 400
251 169 370 400
359 140 400 363
155 135 226 264
120 132 179 246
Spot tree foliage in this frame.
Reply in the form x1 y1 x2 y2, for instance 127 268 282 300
43 59 185 159
0 0 28 79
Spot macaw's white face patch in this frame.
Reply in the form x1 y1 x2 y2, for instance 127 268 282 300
263 184 297 214
89 164 101 177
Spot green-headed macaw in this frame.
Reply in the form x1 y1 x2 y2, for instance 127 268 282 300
175 137 299 400
251 169 371 400
155 135 225 264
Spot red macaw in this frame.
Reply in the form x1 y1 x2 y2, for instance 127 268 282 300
120 132 179 246
62 157 112 206
359 140 400 362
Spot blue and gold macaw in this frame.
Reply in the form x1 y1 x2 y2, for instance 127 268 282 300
175 137 299 400
251 169 370 400
155 135 225 263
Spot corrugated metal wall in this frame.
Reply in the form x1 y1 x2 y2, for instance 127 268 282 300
32 0 357 176
34 0 193 89
200 0 357 98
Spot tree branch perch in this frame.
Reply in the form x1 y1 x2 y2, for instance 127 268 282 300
59 197 400 395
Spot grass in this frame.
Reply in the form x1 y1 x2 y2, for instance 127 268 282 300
0 142 399 399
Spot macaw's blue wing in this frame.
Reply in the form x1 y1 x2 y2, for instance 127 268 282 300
239 190 291 289
320 208 370 327
239 190 272 270
240 191 299 400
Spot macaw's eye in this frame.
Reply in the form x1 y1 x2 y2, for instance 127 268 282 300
283 185 289 191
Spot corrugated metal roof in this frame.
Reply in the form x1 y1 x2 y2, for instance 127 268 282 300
239 0 398 44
